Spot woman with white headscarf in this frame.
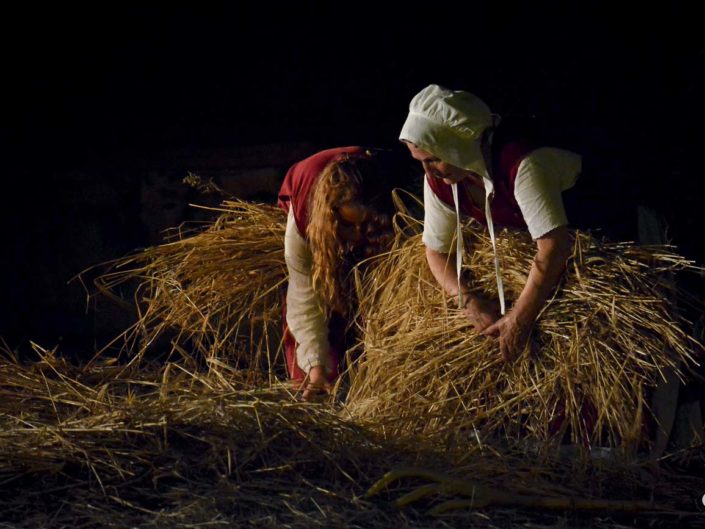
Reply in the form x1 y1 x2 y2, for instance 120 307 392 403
400 84 582 360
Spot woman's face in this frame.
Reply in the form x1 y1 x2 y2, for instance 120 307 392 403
336 201 392 255
405 142 475 185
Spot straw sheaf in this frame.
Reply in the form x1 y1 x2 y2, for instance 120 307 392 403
345 210 702 453
92 200 288 380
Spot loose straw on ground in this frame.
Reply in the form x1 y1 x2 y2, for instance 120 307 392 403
1 346 702 528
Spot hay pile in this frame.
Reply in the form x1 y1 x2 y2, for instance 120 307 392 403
0 345 412 528
90 198 702 454
345 209 702 453
1 346 702 529
92 200 288 381
5 197 705 527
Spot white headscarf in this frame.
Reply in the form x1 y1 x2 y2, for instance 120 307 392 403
400 84 506 314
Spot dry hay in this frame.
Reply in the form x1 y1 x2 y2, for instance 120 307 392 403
90 200 288 382
43 196 703 527
88 196 703 456
345 206 703 455
1 346 703 529
0 346 416 528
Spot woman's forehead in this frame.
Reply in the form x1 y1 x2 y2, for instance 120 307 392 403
405 142 440 162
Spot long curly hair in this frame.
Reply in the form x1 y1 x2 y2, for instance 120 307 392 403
306 152 399 317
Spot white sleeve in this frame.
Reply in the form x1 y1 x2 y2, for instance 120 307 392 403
422 176 457 254
284 209 331 374
514 147 582 240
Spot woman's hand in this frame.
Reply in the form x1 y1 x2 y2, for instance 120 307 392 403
480 227 571 362
300 365 332 401
481 312 532 362
463 295 499 333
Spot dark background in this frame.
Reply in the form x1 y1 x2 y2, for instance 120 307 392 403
2 3 704 358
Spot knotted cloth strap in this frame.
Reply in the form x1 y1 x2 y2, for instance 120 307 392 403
451 182 506 315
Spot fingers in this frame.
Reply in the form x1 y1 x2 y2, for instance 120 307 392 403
301 382 331 401
293 365 333 401
302 386 328 401
500 342 508 362
481 321 514 362
480 321 499 336
465 309 498 334
476 314 528 362
495 331 520 361
298 376 331 401
501 334 527 362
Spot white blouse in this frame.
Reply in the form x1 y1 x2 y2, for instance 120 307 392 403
284 208 331 375
423 147 582 253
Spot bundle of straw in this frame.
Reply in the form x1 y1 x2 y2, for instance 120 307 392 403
346 209 702 454
92 200 288 381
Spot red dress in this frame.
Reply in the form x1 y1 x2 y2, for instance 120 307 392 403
425 141 534 229
277 147 365 381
